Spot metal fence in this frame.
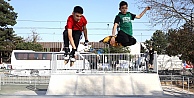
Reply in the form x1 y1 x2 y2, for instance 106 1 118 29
50 53 158 74
159 74 194 94
1 73 193 94
0 75 50 85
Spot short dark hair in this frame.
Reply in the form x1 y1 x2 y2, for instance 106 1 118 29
73 6 83 14
119 1 128 8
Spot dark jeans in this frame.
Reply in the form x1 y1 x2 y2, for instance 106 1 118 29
115 31 136 47
63 30 82 51
149 55 154 65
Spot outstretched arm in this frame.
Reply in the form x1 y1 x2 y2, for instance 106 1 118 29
135 6 150 19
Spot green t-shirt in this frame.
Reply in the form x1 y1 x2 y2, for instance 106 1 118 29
114 12 136 36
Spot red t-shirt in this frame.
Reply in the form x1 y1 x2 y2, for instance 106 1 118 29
65 15 87 31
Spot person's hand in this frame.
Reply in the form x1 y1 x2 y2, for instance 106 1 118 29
110 37 115 46
84 40 89 46
146 6 151 10
69 49 76 58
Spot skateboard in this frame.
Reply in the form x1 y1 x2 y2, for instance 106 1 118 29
99 35 122 47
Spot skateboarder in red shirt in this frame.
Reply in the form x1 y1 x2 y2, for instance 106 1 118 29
63 6 89 63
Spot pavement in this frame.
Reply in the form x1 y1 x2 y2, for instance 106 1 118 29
0 94 193 98
0 72 193 97
0 85 194 98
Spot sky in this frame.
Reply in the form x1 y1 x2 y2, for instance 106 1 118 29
9 0 158 42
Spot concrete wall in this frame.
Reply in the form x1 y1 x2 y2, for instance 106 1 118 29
46 73 163 95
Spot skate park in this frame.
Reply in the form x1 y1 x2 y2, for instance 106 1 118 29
1 51 194 98
1 0 194 97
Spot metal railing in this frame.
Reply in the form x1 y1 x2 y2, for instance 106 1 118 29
0 75 50 85
159 74 194 95
50 53 158 74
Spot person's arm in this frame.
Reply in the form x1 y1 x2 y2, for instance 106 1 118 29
83 25 89 46
66 16 77 49
68 29 76 49
83 16 89 46
83 25 88 41
135 6 150 19
110 23 118 45
110 16 120 45
112 15 120 36
112 23 118 36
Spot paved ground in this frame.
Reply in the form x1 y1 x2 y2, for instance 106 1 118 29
0 95 194 98
0 95 192 98
0 85 194 98
0 72 193 97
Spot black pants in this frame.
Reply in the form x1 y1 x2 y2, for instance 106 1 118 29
149 56 154 65
63 30 82 51
115 31 136 47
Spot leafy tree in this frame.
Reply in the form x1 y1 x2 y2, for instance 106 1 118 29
103 46 130 53
144 30 168 54
16 42 43 51
137 0 194 29
0 0 18 63
152 30 168 54
16 30 43 51
142 39 152 52
0 0 44 63
166 24 194 64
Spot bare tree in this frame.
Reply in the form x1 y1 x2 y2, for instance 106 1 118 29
25 30 42 43
137 0 194 29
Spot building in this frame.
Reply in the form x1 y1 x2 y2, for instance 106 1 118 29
37 42 108 52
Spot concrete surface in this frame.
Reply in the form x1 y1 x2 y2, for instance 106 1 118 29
0 73 194 97
46 73 163 95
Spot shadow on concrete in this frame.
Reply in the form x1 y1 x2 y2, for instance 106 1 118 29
26 85 47 95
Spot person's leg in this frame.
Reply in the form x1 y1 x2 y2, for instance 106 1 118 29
115 31 128 45
69 30 82 61
63 30 70 59
121 36 136 47
116 31 137 47
126 36 137 46
73 31 82 50
149 58 154 70
150 58 154 69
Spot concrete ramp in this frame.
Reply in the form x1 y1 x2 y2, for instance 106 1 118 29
46 73 163 95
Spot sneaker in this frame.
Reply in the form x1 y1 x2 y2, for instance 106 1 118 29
70 57 76 62
63 55 69 60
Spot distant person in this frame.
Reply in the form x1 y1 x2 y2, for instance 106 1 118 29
144 50 149 71
149 46 154 70
100 1 150 47
63 6 89 62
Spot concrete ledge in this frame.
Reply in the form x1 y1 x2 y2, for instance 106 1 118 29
46 73 163 95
